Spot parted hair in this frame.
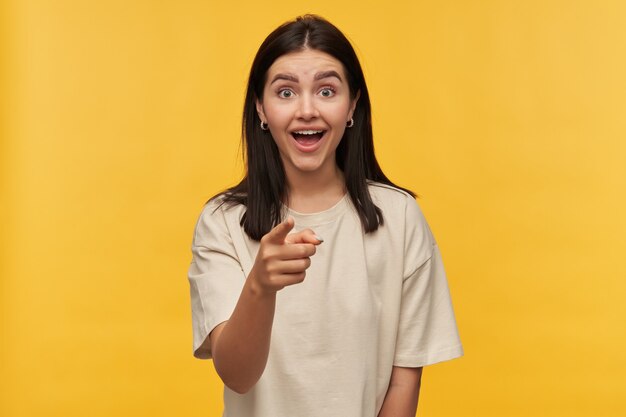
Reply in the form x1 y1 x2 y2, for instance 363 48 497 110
214 14 415 241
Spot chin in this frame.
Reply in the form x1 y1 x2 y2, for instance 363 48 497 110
294 164 323 173
289 159 325 173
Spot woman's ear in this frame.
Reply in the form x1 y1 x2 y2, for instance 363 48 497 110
349 90 361 119
256 99 267 123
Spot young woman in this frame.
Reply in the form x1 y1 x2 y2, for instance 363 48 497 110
188 15 463 417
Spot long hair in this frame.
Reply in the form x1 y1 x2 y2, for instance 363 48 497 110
216 14 415 241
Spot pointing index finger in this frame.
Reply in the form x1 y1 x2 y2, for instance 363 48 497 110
285 228 324 245
263 216 295 244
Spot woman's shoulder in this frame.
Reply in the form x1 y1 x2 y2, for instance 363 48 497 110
368 181 435 260
367 181 415 207
367 181 428 227
192 193 247 245
198 192 246 223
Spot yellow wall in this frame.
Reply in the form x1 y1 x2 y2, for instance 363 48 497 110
2 1 625 416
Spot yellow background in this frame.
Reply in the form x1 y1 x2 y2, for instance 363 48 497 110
2 1 625 416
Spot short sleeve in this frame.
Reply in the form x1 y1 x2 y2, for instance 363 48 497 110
188 202 246 359
393 199 463 367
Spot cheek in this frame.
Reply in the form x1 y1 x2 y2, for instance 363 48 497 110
327 105 351 127
328 99 351 117
264 103 290 125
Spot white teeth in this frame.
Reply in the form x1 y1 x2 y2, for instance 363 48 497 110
293 130 323 135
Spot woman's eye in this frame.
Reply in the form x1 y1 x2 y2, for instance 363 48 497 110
320 88 335 97
278 89 293 98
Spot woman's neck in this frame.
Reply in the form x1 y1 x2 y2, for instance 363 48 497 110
284 165 346 214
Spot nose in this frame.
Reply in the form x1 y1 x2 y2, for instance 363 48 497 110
295 93 319 120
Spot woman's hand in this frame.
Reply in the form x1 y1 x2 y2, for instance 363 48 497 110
250 217 322 294
210 217 322 393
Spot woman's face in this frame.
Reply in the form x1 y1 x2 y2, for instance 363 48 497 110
256 49 358 180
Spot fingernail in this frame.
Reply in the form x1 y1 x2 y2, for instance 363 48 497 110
314 234 324 242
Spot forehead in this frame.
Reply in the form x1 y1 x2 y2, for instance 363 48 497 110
266 49 346 80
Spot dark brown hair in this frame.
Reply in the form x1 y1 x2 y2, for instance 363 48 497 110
216 14 414 240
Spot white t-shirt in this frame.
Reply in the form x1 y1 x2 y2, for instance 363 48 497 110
188 182 463 417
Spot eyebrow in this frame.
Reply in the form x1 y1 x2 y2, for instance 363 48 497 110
314 70 343 82
270 70 343 85
270 73 298 84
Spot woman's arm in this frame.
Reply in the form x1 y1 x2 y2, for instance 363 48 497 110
377 366 423 417
209 276 277 394
210 218 321 394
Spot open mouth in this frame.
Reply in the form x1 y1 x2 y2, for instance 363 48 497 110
291 129 326 146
